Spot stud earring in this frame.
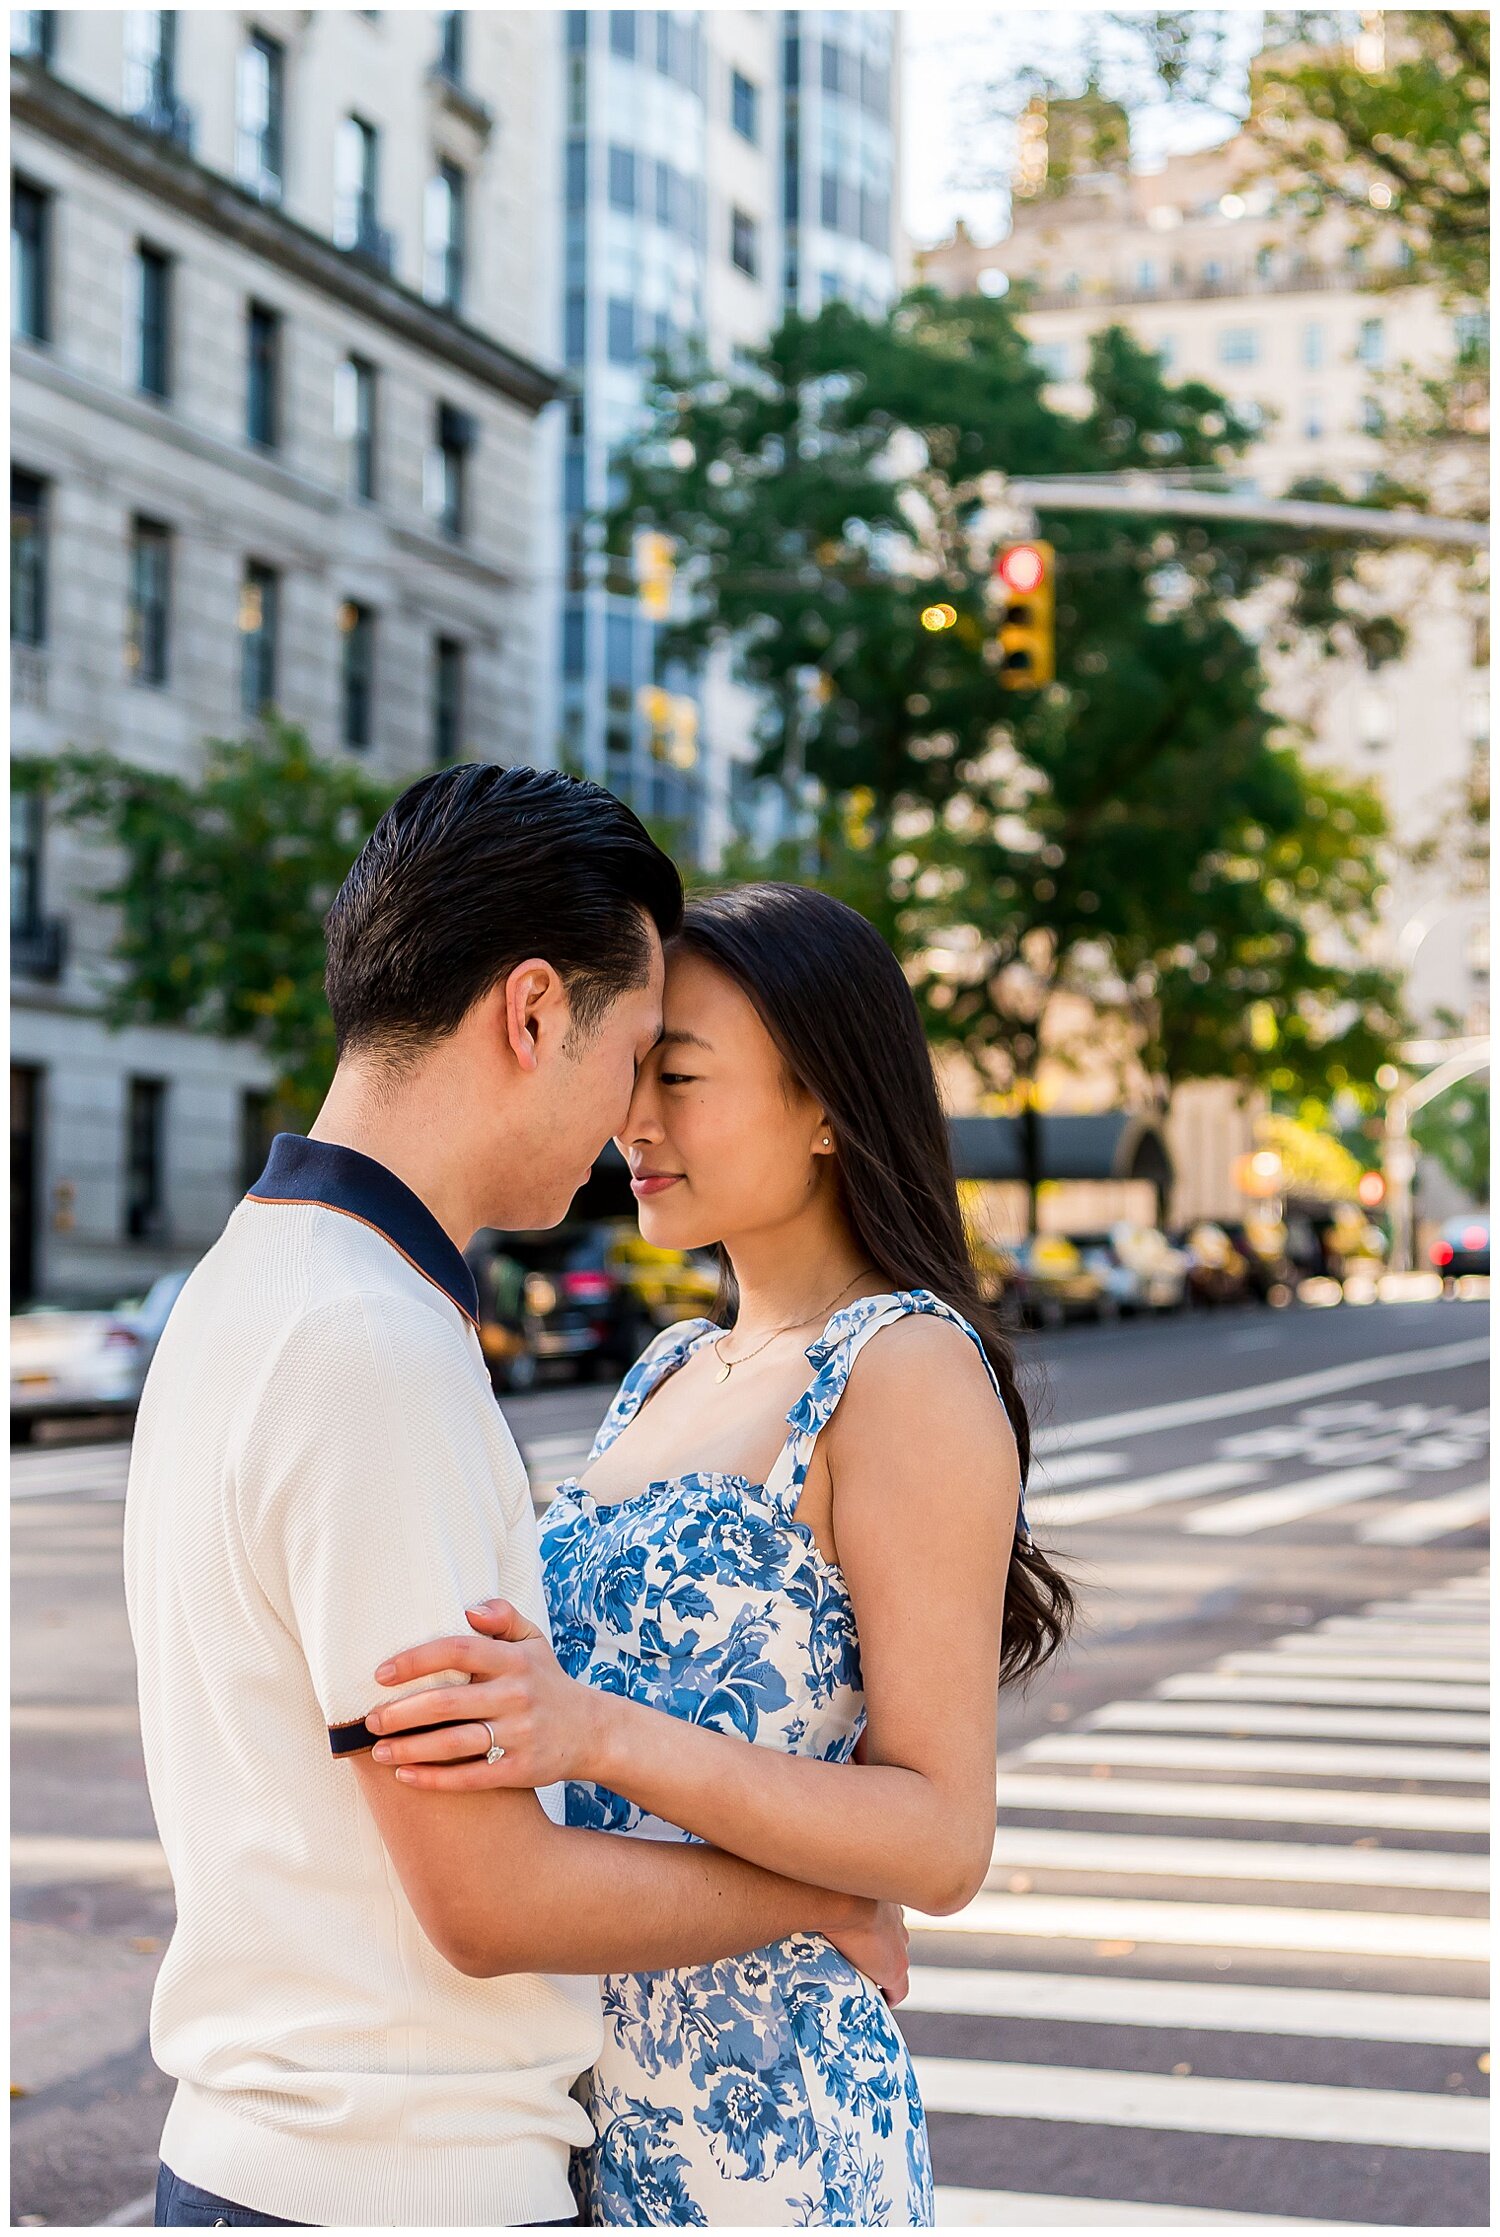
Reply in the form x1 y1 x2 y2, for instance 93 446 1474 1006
822 1136 832 1148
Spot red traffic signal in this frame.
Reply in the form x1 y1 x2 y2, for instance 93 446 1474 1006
992 540 1055 690
995 542 1047 597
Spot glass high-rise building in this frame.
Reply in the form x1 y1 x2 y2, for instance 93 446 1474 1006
553 9 899 860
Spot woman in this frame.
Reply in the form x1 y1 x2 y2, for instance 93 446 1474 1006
370 885 1076 2227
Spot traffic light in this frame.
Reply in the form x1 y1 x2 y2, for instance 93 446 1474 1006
634 529 675 620
993 540 1055 690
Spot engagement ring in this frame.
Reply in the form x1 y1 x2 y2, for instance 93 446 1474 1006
481 1721 505 1765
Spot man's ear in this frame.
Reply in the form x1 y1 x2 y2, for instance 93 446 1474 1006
501 959 562 1075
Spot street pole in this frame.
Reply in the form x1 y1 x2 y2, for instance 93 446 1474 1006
1382 1044 1491 1272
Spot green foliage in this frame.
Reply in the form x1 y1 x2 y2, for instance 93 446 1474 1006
1414 1078 1490 1203
616 294 1405 1105
14 721 398 1120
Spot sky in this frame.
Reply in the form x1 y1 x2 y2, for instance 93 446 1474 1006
900 8 1269 249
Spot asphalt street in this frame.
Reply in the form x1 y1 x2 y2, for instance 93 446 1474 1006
10 1296 1489 2228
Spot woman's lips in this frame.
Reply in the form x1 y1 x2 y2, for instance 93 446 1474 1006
631 1173 683 1197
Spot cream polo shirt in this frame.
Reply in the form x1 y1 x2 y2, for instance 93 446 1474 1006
122 1133 602 2228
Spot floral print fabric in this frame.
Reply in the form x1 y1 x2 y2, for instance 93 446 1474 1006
540 1290 1022 2227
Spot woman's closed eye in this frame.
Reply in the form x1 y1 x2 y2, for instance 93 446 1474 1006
659 1072 699 1087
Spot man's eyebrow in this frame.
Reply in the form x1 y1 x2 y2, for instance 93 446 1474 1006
657 1029 714 1051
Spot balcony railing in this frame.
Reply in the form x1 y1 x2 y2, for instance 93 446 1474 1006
11 644 47 709
427 61 494 134
129 92 195 152
1015 260 1417 315
339 217 397 275
11 916 67 983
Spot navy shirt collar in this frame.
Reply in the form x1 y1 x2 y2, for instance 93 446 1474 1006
247 1133 480 1329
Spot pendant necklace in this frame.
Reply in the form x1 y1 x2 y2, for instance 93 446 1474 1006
712 1268 878 1384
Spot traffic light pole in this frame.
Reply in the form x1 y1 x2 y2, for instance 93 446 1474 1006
998 478 1489 552
1382 1043 1492 1272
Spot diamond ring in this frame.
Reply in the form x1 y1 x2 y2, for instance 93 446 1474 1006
481 1720 506 1766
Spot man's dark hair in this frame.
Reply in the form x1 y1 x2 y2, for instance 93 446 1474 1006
324 763 683 1063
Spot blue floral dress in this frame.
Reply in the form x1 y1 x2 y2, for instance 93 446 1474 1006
539 1288 1027 2229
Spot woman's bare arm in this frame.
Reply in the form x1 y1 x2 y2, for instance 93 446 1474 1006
370 1317 1020 1915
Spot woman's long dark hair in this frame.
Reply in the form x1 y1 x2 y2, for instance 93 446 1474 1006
675 883 1076 1689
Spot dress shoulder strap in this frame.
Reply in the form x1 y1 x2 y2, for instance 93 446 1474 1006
588 1317 717 1464
763 1288 1030 1540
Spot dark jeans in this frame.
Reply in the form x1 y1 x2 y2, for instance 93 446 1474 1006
155 2163 578 2228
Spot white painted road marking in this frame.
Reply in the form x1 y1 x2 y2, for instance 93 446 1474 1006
994 1770 1489 1832
986 1823 1488 1892
909 1890 1489 1962
1019 1731 1491 1781
1360 1484 1490 1545
1185 1464 1406 1535
1159 1668 1490 1711
1084 1698 1490 1745
1028 1459 1265 1529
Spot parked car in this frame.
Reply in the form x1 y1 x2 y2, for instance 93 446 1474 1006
1005 1234 1108 1327
1220 1216 1298 1306
1431 1215 1490 1282
10 1268 190 1442
466 1223 718 1391
1174 1221 1254 1307
1074 1224 1190 1315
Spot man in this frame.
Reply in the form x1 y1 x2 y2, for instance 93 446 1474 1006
125 765 903 2229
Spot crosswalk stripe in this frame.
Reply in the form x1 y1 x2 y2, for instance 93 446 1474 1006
910 1891 1488 1962
12 1834 171 1883
1185 1465 1405 1536
1033 1450 1128 1488
1361 1486 1490 1546
935 2184 1327 2227
1028 1459 1265 1529
1361 1593 1493 1618
995 1770 1489 1831
905 1964 1491 2045
1161 1669 1490 1711
1262 1639 1489 1675
1314 1614 1490 1639
986 1825 1488 1892
1085 1698 1489 1744
912 2055 1489 2152
1228 1650 1489 1685
1047 1334 1489 1449
1019 1731 1491 1782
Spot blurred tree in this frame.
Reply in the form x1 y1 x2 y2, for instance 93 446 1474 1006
12 721 396 1122
618 296 1404 1110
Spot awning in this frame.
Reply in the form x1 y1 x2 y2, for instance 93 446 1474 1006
949 1113 1175 1193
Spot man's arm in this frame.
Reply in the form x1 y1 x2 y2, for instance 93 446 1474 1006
245 1293 896 1986
350 1757 874 1978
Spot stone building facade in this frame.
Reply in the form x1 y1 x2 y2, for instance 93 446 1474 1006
11 9 560 1303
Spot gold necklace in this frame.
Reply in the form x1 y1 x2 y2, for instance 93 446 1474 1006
711 1269 879 1385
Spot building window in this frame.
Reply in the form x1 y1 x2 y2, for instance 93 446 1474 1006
1033 340 1071 383
1356 316 1385 366
239 561 279 715
11 791 43 938
426 403 473 537
423 161 465 309
1218 326 1259 365
334 356 377 501
123 9 186 139
135 243 172 398
606 296 636 363
1255 244 1274 279
12 177 50 343
11 471 47 646
339 600 374 749
1454 308 1488 360
245 301 280 448
1135 257 1158 291
731 68 759 143
730 207 759 278
432 635 463 764
564 288 587 362
607 144 637 213
1302 321 1324 369
124 1076 167 1241
239 1089 274 1192
236 29 285 204
565 138 587 211
609 11 636 60
1155 333 1177 372
334 115 385 259
1302 395 1324 439
126 518 171 686
10 11 56 63
436 9 464 82
1360 395 1386 435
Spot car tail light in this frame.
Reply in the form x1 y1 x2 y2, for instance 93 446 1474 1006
1431 1240 1455 1267
104 1324 142 1350
562 1270 613 1304
1461 1226 1488 1252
